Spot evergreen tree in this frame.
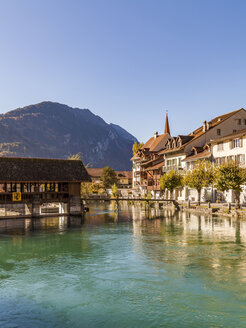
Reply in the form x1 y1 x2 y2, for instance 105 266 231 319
101 166 118 189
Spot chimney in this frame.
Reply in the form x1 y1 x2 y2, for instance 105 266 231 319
154 131 158 138
203 120 207 132
206 121 212 130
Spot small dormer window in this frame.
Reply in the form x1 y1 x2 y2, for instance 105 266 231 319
217 129 221 136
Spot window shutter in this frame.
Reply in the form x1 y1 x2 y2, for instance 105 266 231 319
240 138 243 147
229 140 233 149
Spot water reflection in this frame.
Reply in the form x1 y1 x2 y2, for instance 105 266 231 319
0 216 84 235
1 202 246 327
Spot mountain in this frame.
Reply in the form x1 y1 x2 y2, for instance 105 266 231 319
0 101 138 170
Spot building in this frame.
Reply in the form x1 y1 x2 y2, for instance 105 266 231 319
131 114 171 197
158 108 246 201
116 171 133 188
0 157 91 216
211 128 246 203
87 168 132 188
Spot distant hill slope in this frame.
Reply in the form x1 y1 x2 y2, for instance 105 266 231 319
0 101 138 170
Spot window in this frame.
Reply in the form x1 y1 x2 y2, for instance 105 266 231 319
217 129 221 136
227 155 235 162
235 154 241 164
233 138 241 148
233 129 236 133
215 157 226 165
238 119 242 125
215 158 221 165
244 119 246 125
217 142 224 151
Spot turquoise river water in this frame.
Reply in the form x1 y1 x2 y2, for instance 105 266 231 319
0 202 246 328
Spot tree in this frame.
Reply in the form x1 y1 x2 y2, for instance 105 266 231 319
183 160 214 205
215 162 246 208
101 166 118 189
111 183 118 198
81 182 104 195
68 152 82 160
160 170 183 199
132 141 144 155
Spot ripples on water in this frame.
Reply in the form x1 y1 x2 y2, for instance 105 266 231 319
0 202 246 328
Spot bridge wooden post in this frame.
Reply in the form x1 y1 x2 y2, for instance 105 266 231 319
32 195 41 217
69 183 84 216
59 202 67 214
25 203 32 216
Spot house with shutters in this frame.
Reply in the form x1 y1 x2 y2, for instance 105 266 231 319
211 128 246 203
159 108 246 201
131 114 171 196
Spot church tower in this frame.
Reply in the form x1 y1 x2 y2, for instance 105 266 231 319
164 113 170 135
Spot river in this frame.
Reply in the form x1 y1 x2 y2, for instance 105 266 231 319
0 202 246 328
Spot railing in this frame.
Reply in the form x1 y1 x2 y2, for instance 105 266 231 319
147 186 161 191
163 165 183 172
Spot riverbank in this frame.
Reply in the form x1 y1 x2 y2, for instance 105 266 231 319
171 202 246 218
85 198 246 219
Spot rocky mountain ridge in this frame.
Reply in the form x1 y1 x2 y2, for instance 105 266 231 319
0 101 137 170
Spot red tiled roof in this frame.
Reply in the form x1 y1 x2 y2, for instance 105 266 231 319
158 145 186 155
191 108 243 136
145 161 164 171
142 133 170 152
87 168 132 179
183 150 211 161
141 157 163 167
87 168 103 178
116 171 132 179
191 146 204 153
130 153 140 161
159 108 244 155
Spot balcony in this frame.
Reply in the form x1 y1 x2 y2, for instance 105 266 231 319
147 186 161 191
163 165 183 172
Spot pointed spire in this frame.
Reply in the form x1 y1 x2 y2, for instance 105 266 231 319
164 111 170 134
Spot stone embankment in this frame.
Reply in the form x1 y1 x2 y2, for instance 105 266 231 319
176 202 246 218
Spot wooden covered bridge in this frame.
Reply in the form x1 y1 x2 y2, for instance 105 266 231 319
0 157 91 218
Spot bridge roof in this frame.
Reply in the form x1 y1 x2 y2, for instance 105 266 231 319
0 157 91 182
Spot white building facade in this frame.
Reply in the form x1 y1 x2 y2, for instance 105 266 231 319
211 129 246 204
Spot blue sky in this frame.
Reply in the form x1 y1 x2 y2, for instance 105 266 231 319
0 0 245 141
